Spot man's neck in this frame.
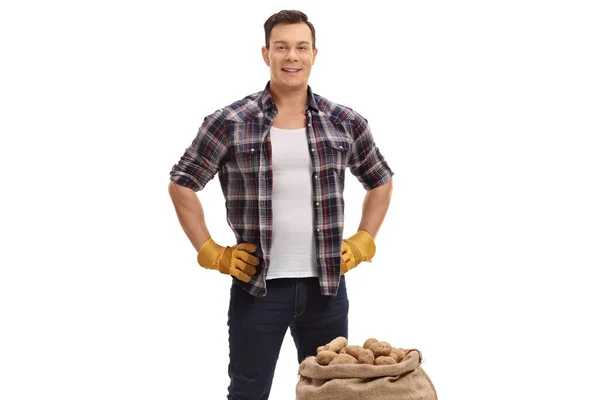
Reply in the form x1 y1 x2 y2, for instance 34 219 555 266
269 83 308 113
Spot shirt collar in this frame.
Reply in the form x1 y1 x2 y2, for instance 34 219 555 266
260 81 320 114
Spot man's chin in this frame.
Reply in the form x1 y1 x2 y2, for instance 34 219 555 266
273 78 307 90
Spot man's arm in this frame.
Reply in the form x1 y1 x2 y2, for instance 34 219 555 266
357 179 393 239
341 110 394 273
168 181 211 252
340 178 393 274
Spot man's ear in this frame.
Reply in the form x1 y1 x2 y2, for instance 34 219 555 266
312 47 318 65
261 46 270 66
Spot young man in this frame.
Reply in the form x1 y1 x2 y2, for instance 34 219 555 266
168 10 394 400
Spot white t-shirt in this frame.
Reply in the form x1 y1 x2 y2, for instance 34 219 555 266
266 127 318 279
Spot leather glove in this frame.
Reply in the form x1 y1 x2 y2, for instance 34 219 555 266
197 238 259 283
341 230 376 275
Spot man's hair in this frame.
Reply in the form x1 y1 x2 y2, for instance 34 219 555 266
264 10 316 49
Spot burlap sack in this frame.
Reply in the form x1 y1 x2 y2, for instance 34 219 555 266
296 349 437 400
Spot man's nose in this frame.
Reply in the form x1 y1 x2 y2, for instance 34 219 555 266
285 48 299 61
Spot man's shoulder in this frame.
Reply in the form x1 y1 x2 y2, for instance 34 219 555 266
205 90 264 123
313 92 361 123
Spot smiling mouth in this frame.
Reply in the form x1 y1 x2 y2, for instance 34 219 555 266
282 68 301 73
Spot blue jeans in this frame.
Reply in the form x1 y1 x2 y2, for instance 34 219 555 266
226 276 349 400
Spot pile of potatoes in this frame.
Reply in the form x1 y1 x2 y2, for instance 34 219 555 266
316 336 407 366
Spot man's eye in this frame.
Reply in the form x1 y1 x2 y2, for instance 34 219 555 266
278 46 286 50
298 47 306 50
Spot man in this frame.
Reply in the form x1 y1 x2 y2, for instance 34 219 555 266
168 10 393 400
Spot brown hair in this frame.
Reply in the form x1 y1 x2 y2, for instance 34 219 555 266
264 10 316 49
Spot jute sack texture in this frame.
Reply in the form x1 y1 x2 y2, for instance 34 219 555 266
296 349 437 400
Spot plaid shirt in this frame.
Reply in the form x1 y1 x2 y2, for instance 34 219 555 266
170 82 393 297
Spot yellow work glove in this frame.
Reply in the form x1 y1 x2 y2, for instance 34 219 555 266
341 230 376 275
197 238 259 283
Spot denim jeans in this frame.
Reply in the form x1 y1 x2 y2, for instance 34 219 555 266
226 276 349 400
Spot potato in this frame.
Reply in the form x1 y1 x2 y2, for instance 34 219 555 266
375 356 397 365
369 341 392 357
363 338 378 349
390 347 406 361
339 345 362 359
316 345 326 353
388 352 399 363
329 353 359 365
316 350 338 366
325 336 348 353
357 348 375 364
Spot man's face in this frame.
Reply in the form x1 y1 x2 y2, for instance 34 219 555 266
262 23 318 91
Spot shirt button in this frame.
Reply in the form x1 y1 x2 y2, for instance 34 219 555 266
311 147 315 152
319 254 323 259
314 174 318 179
315 202 320 206
250 148 255 153
339 145 344 150
316 228 321 232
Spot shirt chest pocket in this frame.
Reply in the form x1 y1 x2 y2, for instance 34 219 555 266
323 138 352 173
233 140 261 173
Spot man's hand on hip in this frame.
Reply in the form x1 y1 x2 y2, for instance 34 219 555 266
341 230 376 275
197 238 259 282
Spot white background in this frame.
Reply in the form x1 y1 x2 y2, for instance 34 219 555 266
1 0 599 399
